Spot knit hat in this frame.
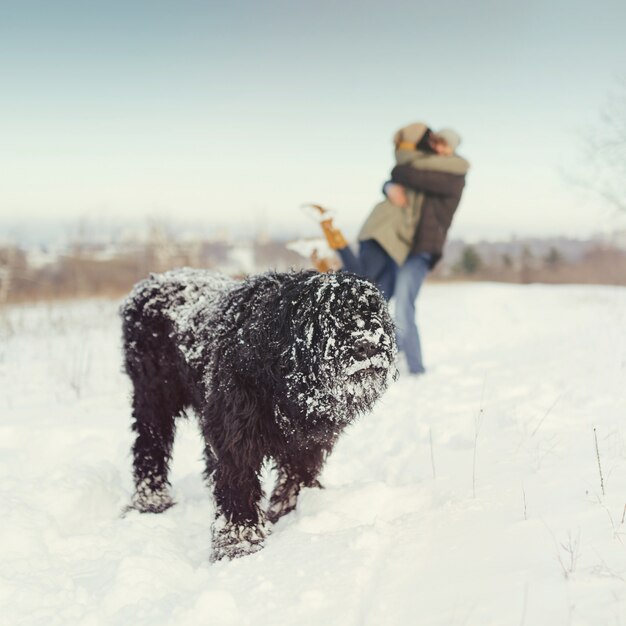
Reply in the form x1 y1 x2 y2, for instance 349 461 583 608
393 122 428 146
435 128 461 152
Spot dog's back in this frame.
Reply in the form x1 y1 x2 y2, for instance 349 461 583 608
121 268 235 361
121 268 235 334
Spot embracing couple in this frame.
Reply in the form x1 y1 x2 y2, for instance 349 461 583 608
308 122 470 376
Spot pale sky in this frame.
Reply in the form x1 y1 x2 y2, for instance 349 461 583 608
1 0 625 242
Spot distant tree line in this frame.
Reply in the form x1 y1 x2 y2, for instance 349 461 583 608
1 232 625 305
0 229 303 304
433 242 626 285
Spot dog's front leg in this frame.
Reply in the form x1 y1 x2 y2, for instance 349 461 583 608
210 460 268 562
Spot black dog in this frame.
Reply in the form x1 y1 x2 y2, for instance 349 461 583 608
121 269 396 561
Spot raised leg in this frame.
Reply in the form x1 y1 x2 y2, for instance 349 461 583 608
337 240 397 302
359 240 397 301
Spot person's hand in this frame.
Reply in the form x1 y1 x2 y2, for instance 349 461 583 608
385 183 409 207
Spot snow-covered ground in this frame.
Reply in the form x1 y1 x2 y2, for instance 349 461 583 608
1 282 626 626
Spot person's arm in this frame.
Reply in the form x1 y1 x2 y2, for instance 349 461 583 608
391 164 465 197
381 182 409 207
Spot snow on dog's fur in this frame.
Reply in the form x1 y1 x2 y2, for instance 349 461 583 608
121 268 396 561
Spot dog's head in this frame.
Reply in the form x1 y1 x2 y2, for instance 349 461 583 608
280 271 397 428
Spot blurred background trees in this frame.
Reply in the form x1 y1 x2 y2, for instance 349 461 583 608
586 79 626 214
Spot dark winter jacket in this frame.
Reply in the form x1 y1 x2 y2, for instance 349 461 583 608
358 151 469 266
391 164 467 268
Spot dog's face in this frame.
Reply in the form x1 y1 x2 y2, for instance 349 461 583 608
321 274 397 417
284 272 397 428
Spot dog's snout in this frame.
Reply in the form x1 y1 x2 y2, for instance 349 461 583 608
354 340 378 361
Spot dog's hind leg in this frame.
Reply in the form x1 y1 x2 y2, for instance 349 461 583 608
267 445 328 524
128 370 184 514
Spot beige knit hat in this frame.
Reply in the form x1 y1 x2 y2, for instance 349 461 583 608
393 122 428 146
435 128 461 152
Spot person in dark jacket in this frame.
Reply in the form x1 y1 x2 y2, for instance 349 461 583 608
386 127 469 375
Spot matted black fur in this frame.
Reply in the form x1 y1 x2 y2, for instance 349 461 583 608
121 268 396 561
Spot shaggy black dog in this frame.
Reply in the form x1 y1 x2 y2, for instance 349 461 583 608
121 268 396 561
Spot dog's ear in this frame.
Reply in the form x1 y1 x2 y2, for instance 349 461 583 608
268 273 335 385
254 275 309 386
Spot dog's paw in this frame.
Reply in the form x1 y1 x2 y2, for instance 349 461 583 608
266 491 297 524
210 516 269 562
125 483 175 515
267 476 323 524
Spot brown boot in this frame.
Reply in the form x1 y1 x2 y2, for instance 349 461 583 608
319 218 348 250
301 203 348 250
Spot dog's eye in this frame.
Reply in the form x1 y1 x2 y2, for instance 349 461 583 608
368 296 380 311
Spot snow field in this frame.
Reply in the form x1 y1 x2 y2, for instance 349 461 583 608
1 283 625 625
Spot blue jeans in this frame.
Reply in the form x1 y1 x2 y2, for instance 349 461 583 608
337 239 397 302
394 252 432 374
